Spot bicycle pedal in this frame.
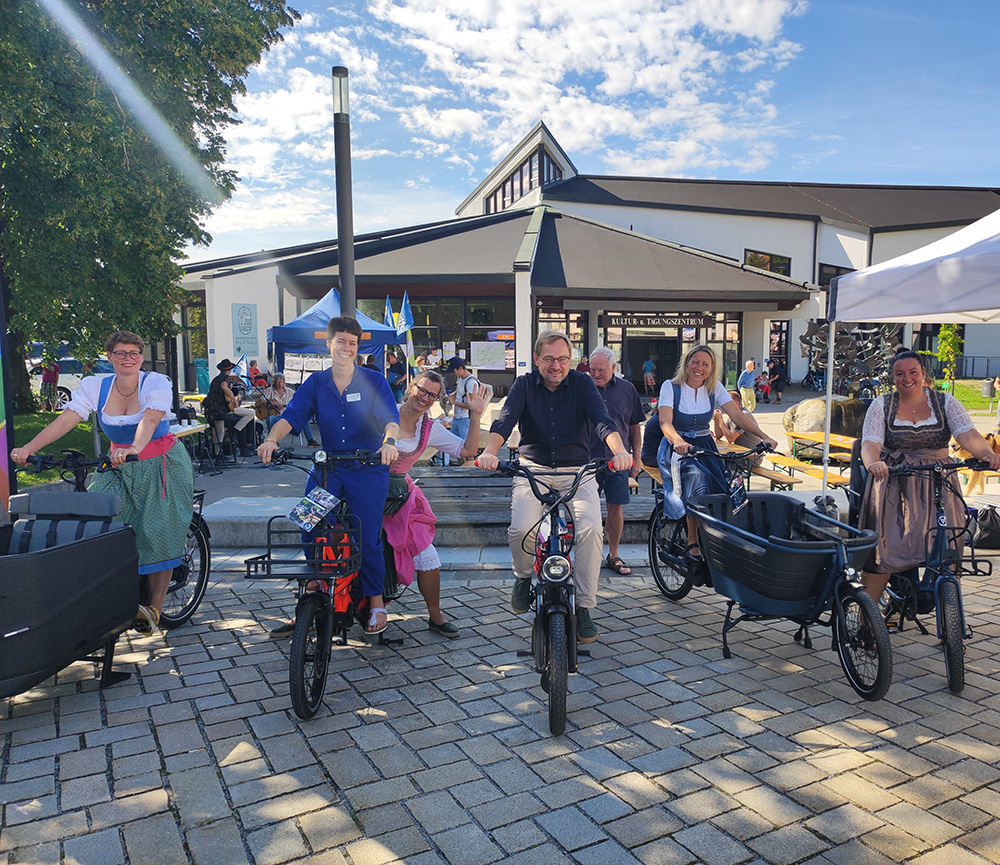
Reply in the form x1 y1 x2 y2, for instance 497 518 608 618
577 649 591 657
516 649 533 657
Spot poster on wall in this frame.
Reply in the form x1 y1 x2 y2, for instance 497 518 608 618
471 341 506 370
232 303 258 356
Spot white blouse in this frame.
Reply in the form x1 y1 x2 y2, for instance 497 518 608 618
861 390 974 445
657 380 733 414
397 418 465 460
64 372 176 430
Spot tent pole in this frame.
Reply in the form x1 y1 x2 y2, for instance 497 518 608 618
821 320 836 493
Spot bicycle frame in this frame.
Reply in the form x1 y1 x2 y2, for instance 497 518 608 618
884 461 989 639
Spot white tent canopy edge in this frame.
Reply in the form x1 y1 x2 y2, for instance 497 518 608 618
819 205 1000 490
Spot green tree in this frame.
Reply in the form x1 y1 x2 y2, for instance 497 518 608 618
1 0 298 410
937 323 963 389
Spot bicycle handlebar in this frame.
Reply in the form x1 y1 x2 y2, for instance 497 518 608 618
18 450 138 474
269 447 382 468
477 457 607 506
685 442 772 460
888 458 991 476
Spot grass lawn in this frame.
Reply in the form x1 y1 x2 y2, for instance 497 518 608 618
11 412 110 488
938 379 997 413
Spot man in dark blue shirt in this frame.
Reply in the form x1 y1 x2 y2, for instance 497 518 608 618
259 317 400 636
478 330 632 643
589 346 645 577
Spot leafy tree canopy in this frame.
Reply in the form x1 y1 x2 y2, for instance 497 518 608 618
0 0 298 366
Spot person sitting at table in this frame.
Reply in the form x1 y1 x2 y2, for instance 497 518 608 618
712 390 765 467
256 374 294 431
203 359 257 456
657 345 776 558
382 371 489 638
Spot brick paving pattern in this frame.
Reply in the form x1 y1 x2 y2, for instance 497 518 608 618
3 547 1000 864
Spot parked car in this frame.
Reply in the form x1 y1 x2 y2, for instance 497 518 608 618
28 359 114 410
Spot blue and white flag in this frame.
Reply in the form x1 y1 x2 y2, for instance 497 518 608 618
384 296 395 330
397 291 414 337
231 353 250 388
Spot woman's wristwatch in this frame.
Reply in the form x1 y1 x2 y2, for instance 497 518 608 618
382 437 397 447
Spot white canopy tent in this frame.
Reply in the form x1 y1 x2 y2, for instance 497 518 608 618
818 206 1000 488
828 206 1000 325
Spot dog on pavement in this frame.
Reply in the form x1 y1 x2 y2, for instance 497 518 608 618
950 431 1000 496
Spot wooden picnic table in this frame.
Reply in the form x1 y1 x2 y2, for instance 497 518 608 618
786 430 857 459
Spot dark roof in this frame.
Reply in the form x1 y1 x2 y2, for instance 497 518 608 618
542 176 1000 232
532 210 812 302
277 211 532 290
185 211 527 278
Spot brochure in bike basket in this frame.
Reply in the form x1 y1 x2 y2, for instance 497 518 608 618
287 487 339 531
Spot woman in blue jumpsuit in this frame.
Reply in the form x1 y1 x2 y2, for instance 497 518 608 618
258 317 400 634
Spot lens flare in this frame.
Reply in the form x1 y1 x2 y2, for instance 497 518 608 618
37 0 224 206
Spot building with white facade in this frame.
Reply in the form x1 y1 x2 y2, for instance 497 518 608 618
177 121 1000 392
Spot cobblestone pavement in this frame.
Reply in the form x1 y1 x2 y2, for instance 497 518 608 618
3 545 1000 865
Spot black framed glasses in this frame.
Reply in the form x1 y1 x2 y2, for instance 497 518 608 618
110 350 143 360
415 385 441 400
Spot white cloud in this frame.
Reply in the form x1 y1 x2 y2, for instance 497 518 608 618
365 0 806 175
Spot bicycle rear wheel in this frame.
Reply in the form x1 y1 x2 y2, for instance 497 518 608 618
160 518 210 628
289 593 331 719
547 612 568 736
940 580 964 693
835 585 893 701
647 503 693 601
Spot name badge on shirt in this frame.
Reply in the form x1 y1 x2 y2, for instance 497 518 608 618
346 392 361 402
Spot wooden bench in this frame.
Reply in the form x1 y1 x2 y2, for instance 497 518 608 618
751 466 804 491
766 453 851 487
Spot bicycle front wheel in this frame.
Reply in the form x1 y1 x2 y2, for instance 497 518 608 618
835 585 893 701
940 580 965 693
547 612 568 736
648 503 693 601
289 593 331 719
160 518 210 629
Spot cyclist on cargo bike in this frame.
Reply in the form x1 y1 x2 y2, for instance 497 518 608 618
257 316 399 636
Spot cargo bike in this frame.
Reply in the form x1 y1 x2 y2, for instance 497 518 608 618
244 448 406 719
649 446 893 701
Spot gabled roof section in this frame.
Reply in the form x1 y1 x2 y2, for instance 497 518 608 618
277 210 534 291
542 176 1000 233
455 120 578 217
531 208 814 303
183 211 527 280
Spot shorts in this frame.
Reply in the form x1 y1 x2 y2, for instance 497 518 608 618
598 468 631 505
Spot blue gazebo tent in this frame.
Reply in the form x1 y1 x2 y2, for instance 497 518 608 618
268 288 402 370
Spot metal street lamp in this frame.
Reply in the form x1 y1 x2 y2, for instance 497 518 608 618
332 66 356 318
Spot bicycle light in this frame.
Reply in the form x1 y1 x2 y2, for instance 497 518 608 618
541 555 572 581
313 449 328 464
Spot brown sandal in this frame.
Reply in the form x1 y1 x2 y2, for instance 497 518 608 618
605 555 632 575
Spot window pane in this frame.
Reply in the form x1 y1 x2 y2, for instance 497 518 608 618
411 299 437 327
441 299 462 328
468 298 514 326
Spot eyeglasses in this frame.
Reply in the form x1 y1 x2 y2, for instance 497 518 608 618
415 385 441 400
539 355 571 366
110 350 143 360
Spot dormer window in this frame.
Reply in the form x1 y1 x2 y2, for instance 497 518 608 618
485 145 563 214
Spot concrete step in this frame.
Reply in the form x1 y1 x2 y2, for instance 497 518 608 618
203 486 659 548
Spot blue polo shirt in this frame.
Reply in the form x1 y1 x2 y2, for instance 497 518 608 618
737 368 756 388
282 366 398 452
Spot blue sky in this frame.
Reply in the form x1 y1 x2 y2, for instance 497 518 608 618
187 0 1000 262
